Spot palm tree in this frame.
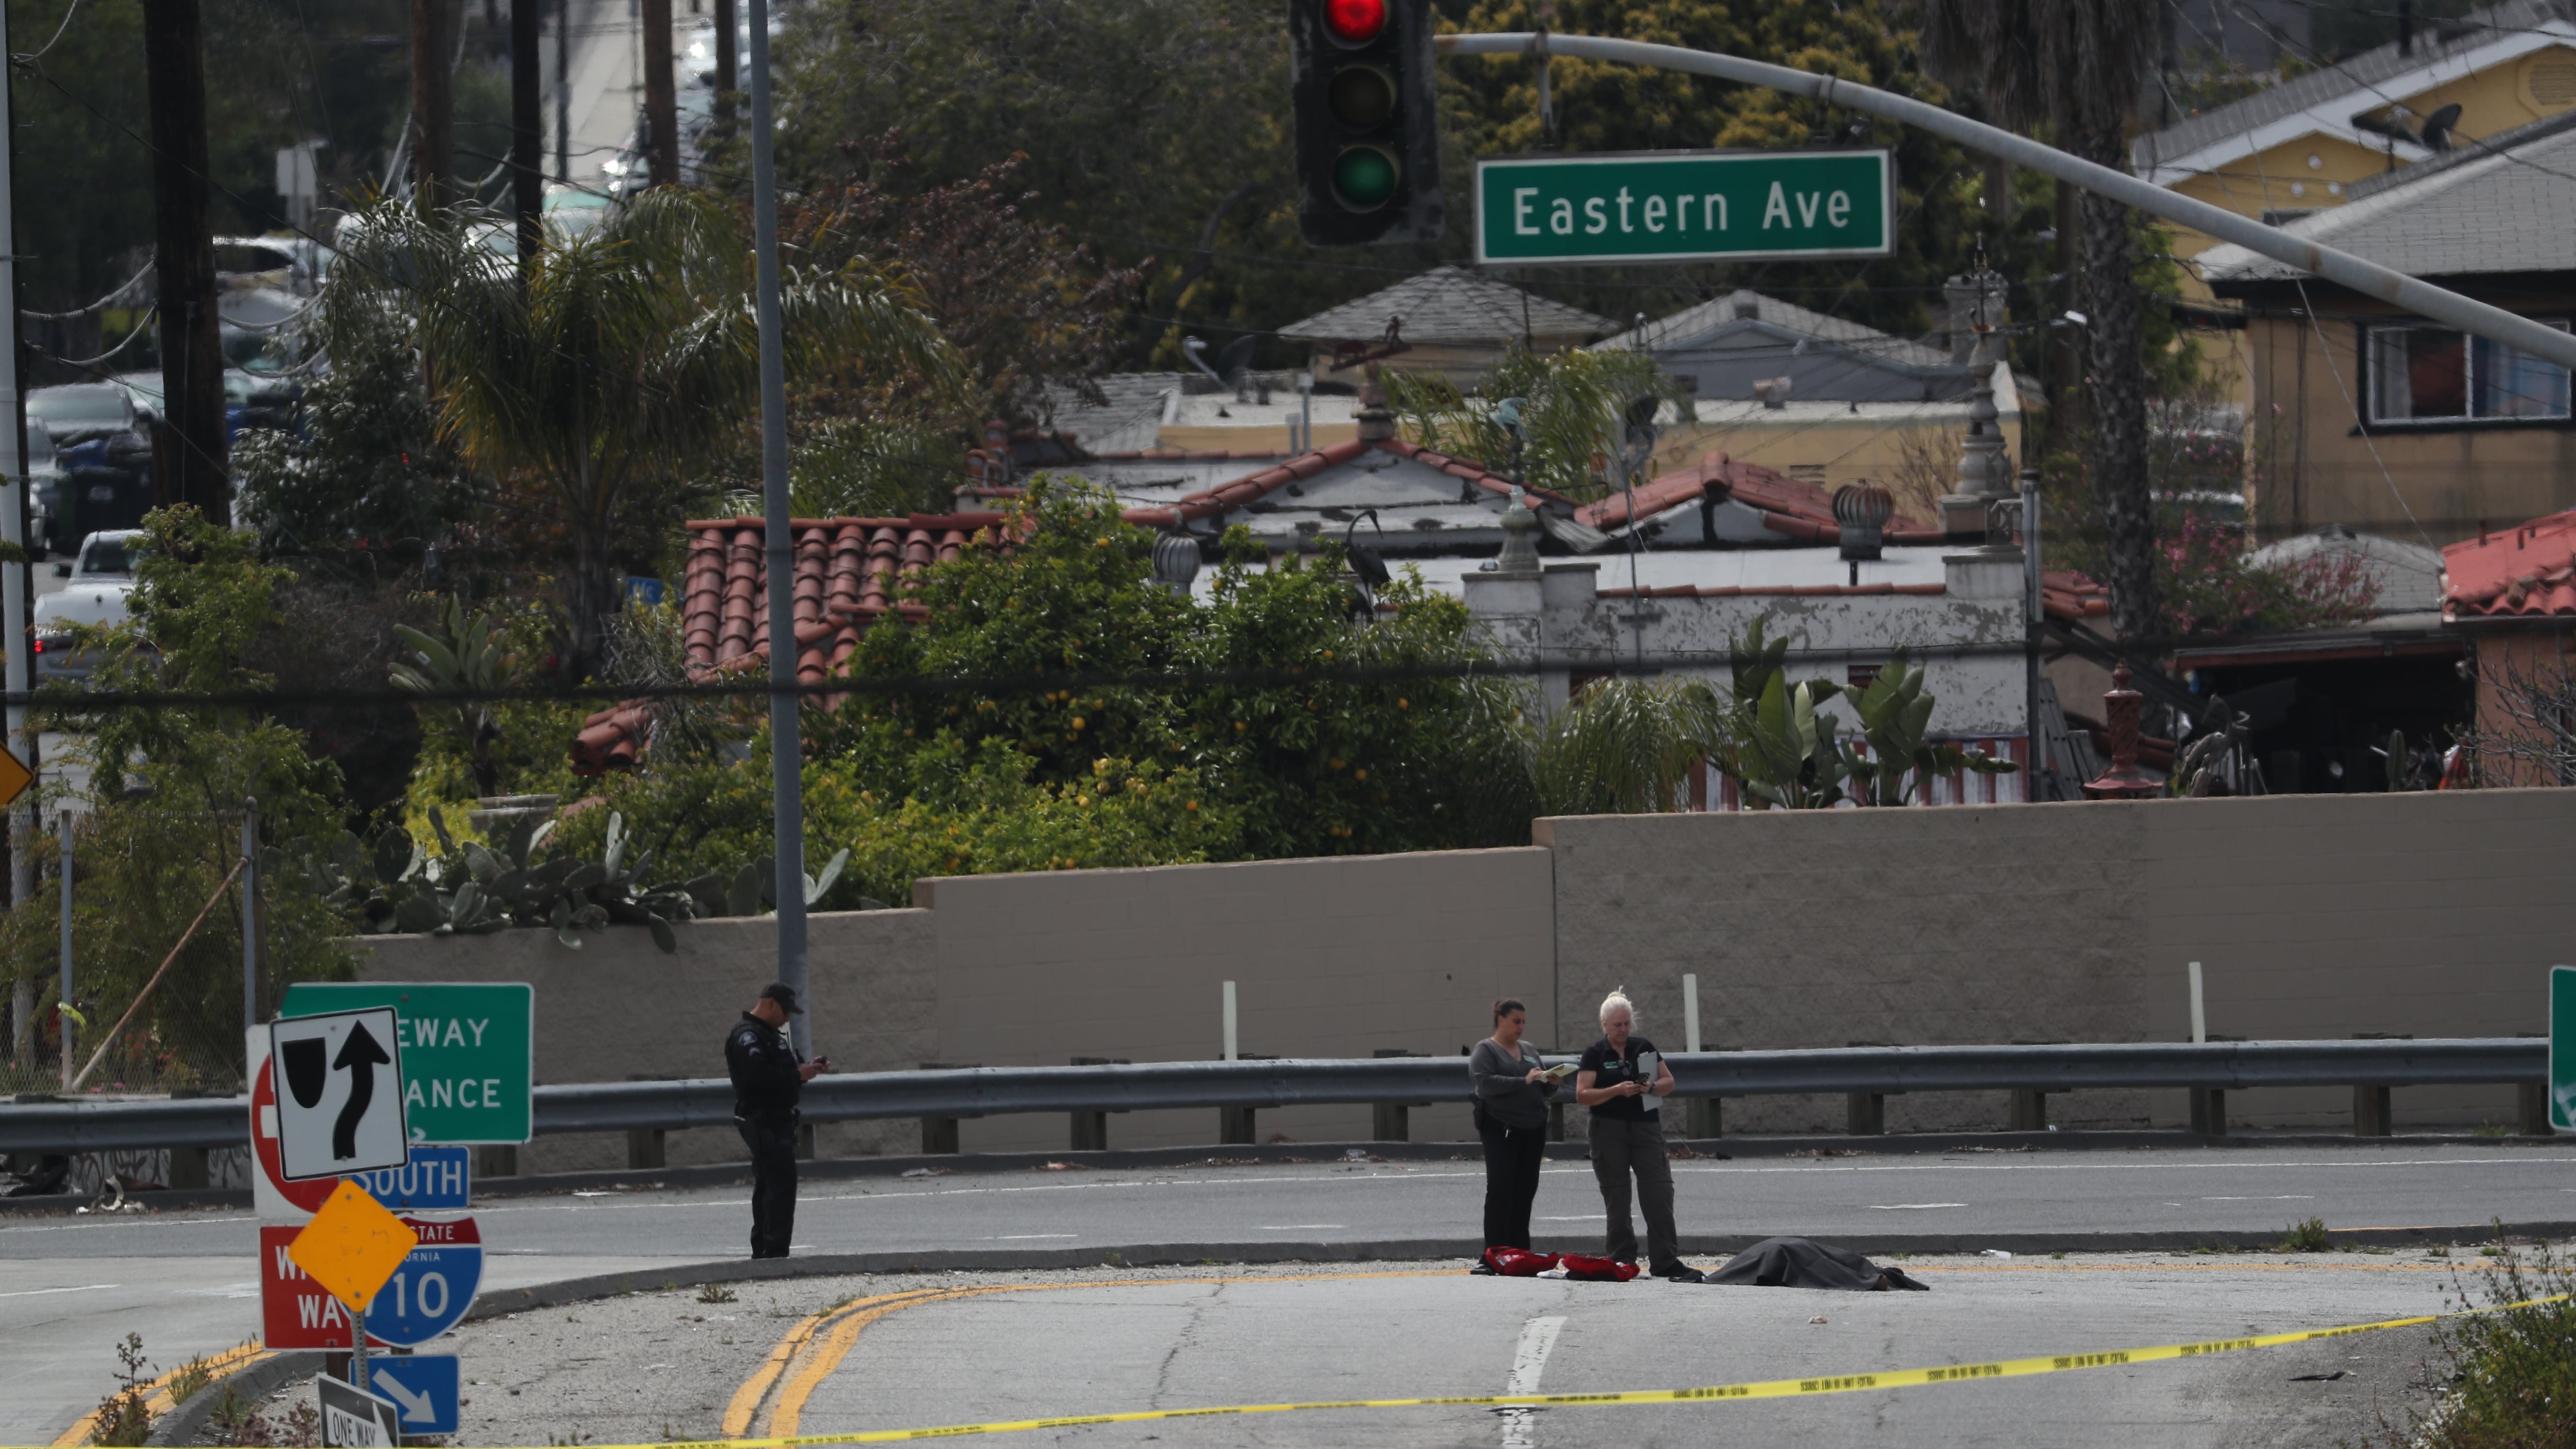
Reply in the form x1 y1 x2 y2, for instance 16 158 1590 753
1913 0 2163 654
324 190 963 676
1530 677 1731 815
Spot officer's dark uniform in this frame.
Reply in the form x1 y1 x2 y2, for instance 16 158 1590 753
725 992 807 1258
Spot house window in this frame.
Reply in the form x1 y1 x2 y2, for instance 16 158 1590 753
2367 320 2572 423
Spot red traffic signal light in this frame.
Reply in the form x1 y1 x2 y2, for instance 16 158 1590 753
1324 0 1386 42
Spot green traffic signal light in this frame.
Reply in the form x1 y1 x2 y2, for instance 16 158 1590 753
1333 146 1399 210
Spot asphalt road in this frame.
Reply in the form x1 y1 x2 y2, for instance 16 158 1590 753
296 1258 2459 1449
5 1143 2563 1443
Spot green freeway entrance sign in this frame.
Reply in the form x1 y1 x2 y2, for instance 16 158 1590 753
283 983 533 1145
1474 149 1892 266
2552 966 2576 1131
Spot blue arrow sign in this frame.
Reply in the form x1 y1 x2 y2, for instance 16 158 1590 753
367 1354 459 1435
353 1146 470 1211
365 1218 482 1348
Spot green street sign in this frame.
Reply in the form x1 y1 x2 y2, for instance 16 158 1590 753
283 982 534 1145
2552 966 2576 1132
1474 149 1893 267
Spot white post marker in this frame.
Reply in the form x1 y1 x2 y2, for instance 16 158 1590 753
2189 962 2206 1045
1223 981 1239 1062
270 1008 410 1181
1683 974 1701 1054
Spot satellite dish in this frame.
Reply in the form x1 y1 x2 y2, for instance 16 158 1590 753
2419 102 2463 151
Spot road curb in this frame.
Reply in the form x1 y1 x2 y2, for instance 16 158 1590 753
456 1220 2576 1319
147 1350 324 1447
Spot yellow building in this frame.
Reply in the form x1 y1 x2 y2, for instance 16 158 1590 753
2134 0 2576 261
2197 122 2576 544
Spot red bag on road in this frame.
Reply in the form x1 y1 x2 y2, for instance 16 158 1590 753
1557 1253 1642 1282
1482 1248 1561 1276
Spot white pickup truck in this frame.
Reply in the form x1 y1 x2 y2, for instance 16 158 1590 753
31 530 143 680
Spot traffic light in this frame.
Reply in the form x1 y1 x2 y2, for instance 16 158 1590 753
1290 0 1443 246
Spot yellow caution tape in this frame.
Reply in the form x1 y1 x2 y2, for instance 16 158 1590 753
587 1291 2571 1449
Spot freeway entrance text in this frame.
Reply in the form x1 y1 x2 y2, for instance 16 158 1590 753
1475 149 1892 266
282 982 533 1144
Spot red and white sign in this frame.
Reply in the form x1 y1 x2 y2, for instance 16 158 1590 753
260 1216 480 1349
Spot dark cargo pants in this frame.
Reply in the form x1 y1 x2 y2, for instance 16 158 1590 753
736 1111 799 1258
1589 1113 1684 1274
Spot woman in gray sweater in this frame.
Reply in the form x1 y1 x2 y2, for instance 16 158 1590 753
1468 997 1559 1256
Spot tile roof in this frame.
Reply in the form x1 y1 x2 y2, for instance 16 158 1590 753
2042 570 2113 622
1577 451 1948 543
2247 524 2446 613
1590 288 1954 370
1121 435 1577 527
1276 266 1615 346
2130 0 2575 170
2197 122 2576 281
2441 507 2576 618
570 513 1008 773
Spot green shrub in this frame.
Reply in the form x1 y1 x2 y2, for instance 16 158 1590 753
2365 1237 2576 1448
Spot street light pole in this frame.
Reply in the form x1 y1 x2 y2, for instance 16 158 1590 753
745 0 808 1055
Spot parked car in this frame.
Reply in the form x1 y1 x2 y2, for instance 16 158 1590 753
27 383 141 447
32 530 143 681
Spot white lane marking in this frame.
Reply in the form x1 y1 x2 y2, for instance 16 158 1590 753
1868 1203 1969 1211
2201 1195 2315 1201
1535 1215 1598 1221
1257 1224 1345 1230
0 1282 118 1298
1499 1314 1566 1449
992 1234 1077 1240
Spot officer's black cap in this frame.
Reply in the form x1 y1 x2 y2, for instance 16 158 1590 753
761 982 805 1015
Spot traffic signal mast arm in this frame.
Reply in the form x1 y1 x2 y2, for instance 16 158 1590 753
1435 31 2576 372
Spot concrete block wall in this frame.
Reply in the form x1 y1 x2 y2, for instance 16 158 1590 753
360 910 937 1175
912 846 1557 1153
1539 804 2161 1134
353 788 2576 1166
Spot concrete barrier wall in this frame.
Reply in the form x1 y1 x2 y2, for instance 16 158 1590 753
357 788 2576 1166
1541 788 2575 1132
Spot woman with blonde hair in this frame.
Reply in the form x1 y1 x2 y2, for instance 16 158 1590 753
1575 987 1695 1280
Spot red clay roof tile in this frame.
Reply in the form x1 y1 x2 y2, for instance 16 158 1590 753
2442 508 2576 619
571 513 1010 773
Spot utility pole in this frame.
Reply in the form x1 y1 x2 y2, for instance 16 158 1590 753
747 0 807 1055
713 0 737 135
641 0 678 186
0 0 37 1070
413 0 457 210
512 0 545 267
555 0 571 182
139 0 228 522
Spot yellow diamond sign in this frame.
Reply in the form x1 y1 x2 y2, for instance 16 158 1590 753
288 1179 420 1312
0 746 30 810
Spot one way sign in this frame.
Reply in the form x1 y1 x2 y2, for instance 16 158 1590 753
271 1008 409 1181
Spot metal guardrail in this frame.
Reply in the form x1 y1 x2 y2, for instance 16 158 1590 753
0 1038 2547 1154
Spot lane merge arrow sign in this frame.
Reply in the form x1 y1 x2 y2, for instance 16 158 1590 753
270 1008 410 1180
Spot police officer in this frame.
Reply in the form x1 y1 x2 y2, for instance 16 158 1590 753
726 983 827 1259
